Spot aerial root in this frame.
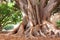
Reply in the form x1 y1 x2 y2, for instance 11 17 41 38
12 21 60 38
24 21 60 38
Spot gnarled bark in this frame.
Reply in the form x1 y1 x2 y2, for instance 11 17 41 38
11 0 60 38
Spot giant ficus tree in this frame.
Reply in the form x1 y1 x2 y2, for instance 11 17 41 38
9 0 60 38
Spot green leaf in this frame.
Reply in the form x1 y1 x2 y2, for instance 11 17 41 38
8 1 15 7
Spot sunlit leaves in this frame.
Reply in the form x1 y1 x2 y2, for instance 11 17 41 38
8 1 15 7
0 1 22 28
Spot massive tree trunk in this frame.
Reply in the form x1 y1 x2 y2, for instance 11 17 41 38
10 0 60 38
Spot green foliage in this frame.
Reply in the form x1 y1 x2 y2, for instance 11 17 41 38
3 24 14 30
8 1 15 7
56 20 60 28
0 1 22 28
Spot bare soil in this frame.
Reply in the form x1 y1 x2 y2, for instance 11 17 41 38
0 34 60 40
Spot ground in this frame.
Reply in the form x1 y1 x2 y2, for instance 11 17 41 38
0 34 60 40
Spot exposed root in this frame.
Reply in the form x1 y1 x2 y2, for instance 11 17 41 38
19 21 60 38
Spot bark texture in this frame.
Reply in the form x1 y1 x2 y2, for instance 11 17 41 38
8 0 60 38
